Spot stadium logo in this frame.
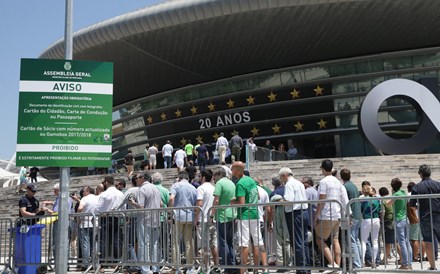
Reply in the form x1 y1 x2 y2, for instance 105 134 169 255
359 79 440 155
64 61 72 71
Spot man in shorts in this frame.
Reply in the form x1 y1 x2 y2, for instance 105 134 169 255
148 144 159 170
314 159 348 273
410 164 440 271
230 161 268 274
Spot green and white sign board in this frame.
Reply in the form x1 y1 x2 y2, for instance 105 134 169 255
16 58 113 167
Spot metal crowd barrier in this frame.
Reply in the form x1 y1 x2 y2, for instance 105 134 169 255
345 193 440 273
96 206 204 274
252 147 288 162
0 218 13 273
7 193 440 274
205 199 345 274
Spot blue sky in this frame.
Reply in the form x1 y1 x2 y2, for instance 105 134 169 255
0 0 159 160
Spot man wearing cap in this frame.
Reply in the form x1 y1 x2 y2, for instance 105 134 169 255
18 184 51 225
230 161 267 274
216 133 229 164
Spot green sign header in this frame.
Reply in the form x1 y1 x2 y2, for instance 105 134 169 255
16 58 114 167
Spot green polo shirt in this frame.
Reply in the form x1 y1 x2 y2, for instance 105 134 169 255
235 176 259 220
213 177 236 223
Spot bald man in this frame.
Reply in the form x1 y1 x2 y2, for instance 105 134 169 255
230 161 267 274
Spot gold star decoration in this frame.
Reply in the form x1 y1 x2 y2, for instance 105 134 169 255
251 127 260 136
268 92 277 102
175 109 182 118
226 99 235 109
208 102 216 112
160 112 167 121
213 132 220 141
317 118 327 129
294 121 304 131
314 85 324 96
190 106 198 115
180 138 187 146
147 116 153 124
272 124 281 134
231 130 239 136
290 88 300 99
196 135 203 144
246 95 256 105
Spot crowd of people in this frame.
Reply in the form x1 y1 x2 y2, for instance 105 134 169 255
17 160 440 274
124 134 299 175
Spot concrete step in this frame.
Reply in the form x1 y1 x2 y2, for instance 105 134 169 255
0 154 439 220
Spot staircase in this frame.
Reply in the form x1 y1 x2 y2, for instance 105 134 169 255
1 154 439 220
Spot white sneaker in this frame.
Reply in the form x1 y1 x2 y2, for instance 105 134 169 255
322 264 341 274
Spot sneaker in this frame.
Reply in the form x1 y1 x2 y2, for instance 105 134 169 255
212 268 223 274
429 267 438 270
322 264 340 274
398 265 412 270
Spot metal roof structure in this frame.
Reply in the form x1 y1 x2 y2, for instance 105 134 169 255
40 0 440 106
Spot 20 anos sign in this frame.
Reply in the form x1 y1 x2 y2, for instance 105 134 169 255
359 79 440 155
199 111 251 129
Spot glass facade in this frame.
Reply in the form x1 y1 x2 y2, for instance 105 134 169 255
112 48 440 161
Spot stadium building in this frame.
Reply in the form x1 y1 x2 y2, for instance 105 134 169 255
40 0 440 164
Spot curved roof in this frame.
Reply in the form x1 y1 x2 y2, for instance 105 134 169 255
40 0 440 106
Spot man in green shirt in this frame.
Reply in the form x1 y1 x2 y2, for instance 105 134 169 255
340 168 362 269
184 140 195 162
211 168 237 274
391 178 412 270
230 161 267 274
151 172 170 263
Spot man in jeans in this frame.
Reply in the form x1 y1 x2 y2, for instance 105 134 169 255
410 164 440 271
391 178 412 270
77 186 99 270
340 168 362 270
279 167 310 274
162 140 174 169
211 168 237 274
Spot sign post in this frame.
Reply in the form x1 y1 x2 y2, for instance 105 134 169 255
16 3 113 272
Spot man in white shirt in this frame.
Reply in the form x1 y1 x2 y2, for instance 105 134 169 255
130 172 161 274
279 167 310 274
194 169 219 268
95 176 124 260
173 147 187 172
162 140 174 169
77 186 99 269
314 159 349 273
216 133 229 164
148 145 159 170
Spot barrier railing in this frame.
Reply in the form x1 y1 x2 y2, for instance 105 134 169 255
205 199 345 274
5 193 440 273
345 193 440 273
96 206 204 274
